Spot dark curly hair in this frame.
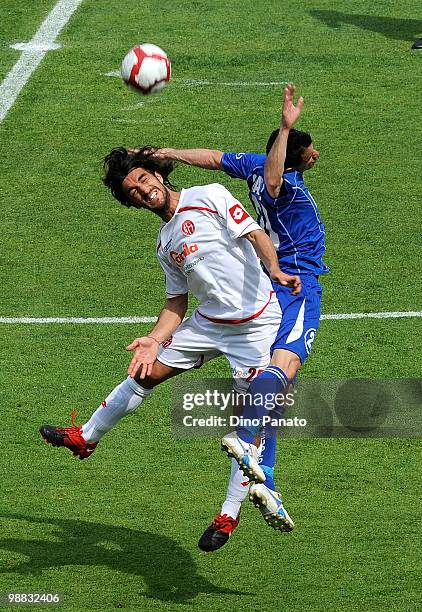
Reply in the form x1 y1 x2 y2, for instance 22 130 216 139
103 146 176 206
266 129 312 169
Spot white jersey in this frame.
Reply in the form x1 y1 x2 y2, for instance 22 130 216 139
156 183 274 322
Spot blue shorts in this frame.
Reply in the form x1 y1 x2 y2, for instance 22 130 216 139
271 274 322 364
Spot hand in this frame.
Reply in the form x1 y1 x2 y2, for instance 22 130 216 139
270 270 302 295
126 336 160 379
151 147 171 159
281 84 304 130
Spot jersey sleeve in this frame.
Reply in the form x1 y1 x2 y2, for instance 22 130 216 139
221 152 266 180
206 183 261 240
156 250 188 298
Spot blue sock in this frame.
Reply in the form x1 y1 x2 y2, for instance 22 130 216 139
237 366 289 443
260 396 287 492
260 431 277 491
261 376 298 492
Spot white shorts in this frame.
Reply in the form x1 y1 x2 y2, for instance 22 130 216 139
157 295 282 391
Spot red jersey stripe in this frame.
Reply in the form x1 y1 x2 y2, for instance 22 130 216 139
177 206 221 215
197 291 275 325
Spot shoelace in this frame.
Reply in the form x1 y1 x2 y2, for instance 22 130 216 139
56 409 81 433
212 513 238 530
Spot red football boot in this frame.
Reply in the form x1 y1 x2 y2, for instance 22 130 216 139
39 411 97 460
198 512 240 552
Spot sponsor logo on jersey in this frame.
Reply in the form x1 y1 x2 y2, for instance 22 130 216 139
185 256 204 274
181 220 195 236
162 336 173 348
304 328 317 354
170 243 199 266
229 203 250 224
101 400 107 408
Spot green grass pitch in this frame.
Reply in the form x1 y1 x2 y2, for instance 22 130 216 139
0 0 421 610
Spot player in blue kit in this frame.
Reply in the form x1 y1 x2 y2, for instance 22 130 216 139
157 85 330 551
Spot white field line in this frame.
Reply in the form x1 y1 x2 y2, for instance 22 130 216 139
321 311 422 320
0 312 420 324
177 79 290 87
0 0 84 123
105 71 289 87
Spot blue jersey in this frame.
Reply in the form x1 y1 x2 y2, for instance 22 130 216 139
221 152 330 276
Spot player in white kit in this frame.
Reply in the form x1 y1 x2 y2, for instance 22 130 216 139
39 147 300 542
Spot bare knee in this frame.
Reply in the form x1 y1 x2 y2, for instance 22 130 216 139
135 360 183 389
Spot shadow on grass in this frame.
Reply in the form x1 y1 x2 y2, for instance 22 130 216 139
310 10 422 41
0 513 245 604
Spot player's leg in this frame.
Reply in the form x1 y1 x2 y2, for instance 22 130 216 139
199 380 263 552
216 305 294 531
249 276 322 529
257 278 319 480
220 455 253 518
235 276 322 446
80 360 182 444
39 311 219 459
257 349 301 490
198 458 244 553
39 360 183 459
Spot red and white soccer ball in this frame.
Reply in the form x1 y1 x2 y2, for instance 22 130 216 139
121 43 171 95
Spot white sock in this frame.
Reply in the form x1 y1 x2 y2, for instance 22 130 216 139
82 376 153 443
220 441 263 519
220 459 252 519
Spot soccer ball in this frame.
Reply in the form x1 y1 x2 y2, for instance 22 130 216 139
121 43 171 95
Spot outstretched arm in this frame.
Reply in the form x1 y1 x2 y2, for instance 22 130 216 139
244 229 301 295
126 293 188 379
264 84 304 198
155 147 223 170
